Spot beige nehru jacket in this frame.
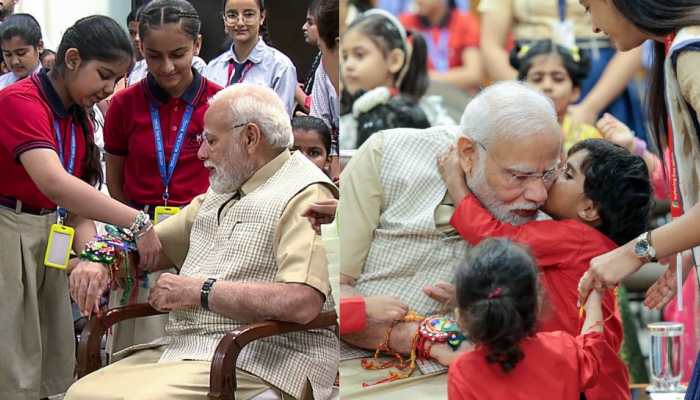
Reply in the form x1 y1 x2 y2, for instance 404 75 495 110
339 133 456 280
155 150 334 297
677 51 700 116
478 0 605 40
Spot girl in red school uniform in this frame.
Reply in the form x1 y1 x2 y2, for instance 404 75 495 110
448 238 617 400
0 15 160 400
102 0 222 355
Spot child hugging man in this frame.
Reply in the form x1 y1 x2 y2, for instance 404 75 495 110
438 138 652 400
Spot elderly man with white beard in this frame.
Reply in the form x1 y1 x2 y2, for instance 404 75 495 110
338 81 563 398
66 84 339 400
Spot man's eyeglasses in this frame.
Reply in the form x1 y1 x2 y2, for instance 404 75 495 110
195 123 248 146
475 141 561 188
222 10 258 24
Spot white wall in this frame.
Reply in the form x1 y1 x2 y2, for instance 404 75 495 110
15 0 131 52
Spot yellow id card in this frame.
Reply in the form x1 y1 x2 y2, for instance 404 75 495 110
44 224 75 269
154 206 180 224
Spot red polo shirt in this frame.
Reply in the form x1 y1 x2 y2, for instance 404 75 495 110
104 69 221 206
400 9 480 71
0 70 88 209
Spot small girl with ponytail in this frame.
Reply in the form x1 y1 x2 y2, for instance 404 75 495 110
448 238 615 400
339 8 453 150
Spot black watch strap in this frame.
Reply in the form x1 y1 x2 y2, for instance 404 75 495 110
201 278 217 311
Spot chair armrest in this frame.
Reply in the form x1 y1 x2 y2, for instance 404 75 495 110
76 303 166 378
208 310 338 400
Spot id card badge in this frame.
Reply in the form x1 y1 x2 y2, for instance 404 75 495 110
44 223 75 269
552 20 576 49
154 206 180 224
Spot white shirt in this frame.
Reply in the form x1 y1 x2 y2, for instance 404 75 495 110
204 38 297 116
0 64 42 91
126 56 208 87
310 65 339 155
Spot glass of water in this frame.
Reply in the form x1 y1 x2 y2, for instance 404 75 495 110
648 322 684 392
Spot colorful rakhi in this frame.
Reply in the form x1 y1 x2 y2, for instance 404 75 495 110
416 315 466 359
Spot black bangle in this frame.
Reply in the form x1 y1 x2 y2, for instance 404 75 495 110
201 278 217 311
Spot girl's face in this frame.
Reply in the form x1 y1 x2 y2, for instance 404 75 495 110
302 11 319 46
293 128 329 170
525 54 579 119
66 52 131 108
543 149 590 221
341 29 399 95
415 0 446 16
41 53 56 71
579 0 648 51
140 22 200 96
224 0 264 44
1 36 41 78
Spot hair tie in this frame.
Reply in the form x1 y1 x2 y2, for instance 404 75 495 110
569 45 581 63
517 45 531 59
488 287 503 299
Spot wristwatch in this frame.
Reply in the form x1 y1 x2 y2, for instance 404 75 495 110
200 278 217 311
633 232 657 263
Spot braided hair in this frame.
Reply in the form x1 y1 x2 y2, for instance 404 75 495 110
139 0 202 40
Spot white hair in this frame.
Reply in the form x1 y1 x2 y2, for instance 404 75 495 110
459 81 560 147
211 83 293 149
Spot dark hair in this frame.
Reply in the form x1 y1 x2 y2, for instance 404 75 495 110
40 48 55 62
55 15 133 187
346 13 429 99
455 238 540 374
221 0 271 44
355 95 431 146
606 1 700 153
509 40 591 88
127 8 138 25
0 13 42 48
568 139 652 245
292 115 332 155
139 0 201 40
348 0 373 12
315 0 339 51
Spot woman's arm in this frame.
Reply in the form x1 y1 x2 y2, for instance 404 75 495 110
570 47 643 124
480 11 517 81
105 153 128 204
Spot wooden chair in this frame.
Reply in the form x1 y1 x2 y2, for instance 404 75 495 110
76 303 338 400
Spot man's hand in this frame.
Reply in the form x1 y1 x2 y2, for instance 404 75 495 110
364 295 408 324
301 199 338 234
69 261 110 317
148 273 202 312
423 282 457 308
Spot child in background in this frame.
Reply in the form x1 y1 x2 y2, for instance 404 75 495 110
399 0 483 94
440 138 653 400
448 238 616 400
0 14 43 90
205 0 297 116
292 115 331 173
510 40 603 152
340 8 453 150
39 48 56 71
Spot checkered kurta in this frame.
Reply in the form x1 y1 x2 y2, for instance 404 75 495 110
160 152 339 400
341 127 469 375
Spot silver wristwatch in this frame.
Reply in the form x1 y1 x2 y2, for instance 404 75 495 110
633 231 657 263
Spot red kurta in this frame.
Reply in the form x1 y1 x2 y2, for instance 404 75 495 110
448 331 614 400
450 195 630 400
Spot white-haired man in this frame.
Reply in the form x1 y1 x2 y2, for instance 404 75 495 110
66 84 338 400
339 81 562 398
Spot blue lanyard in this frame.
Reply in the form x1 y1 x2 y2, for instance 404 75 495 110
149 101 194 204
558 0 567 22
425 29 450 72
53 119 76 222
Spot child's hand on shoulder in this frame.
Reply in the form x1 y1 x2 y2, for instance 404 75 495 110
438 145 470 201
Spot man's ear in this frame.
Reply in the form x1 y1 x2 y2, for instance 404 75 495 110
386 48 406 75
578 198 601 224
243 123 263 154
456 136 478 175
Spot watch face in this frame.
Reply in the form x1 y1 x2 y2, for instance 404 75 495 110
634 240 650 257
